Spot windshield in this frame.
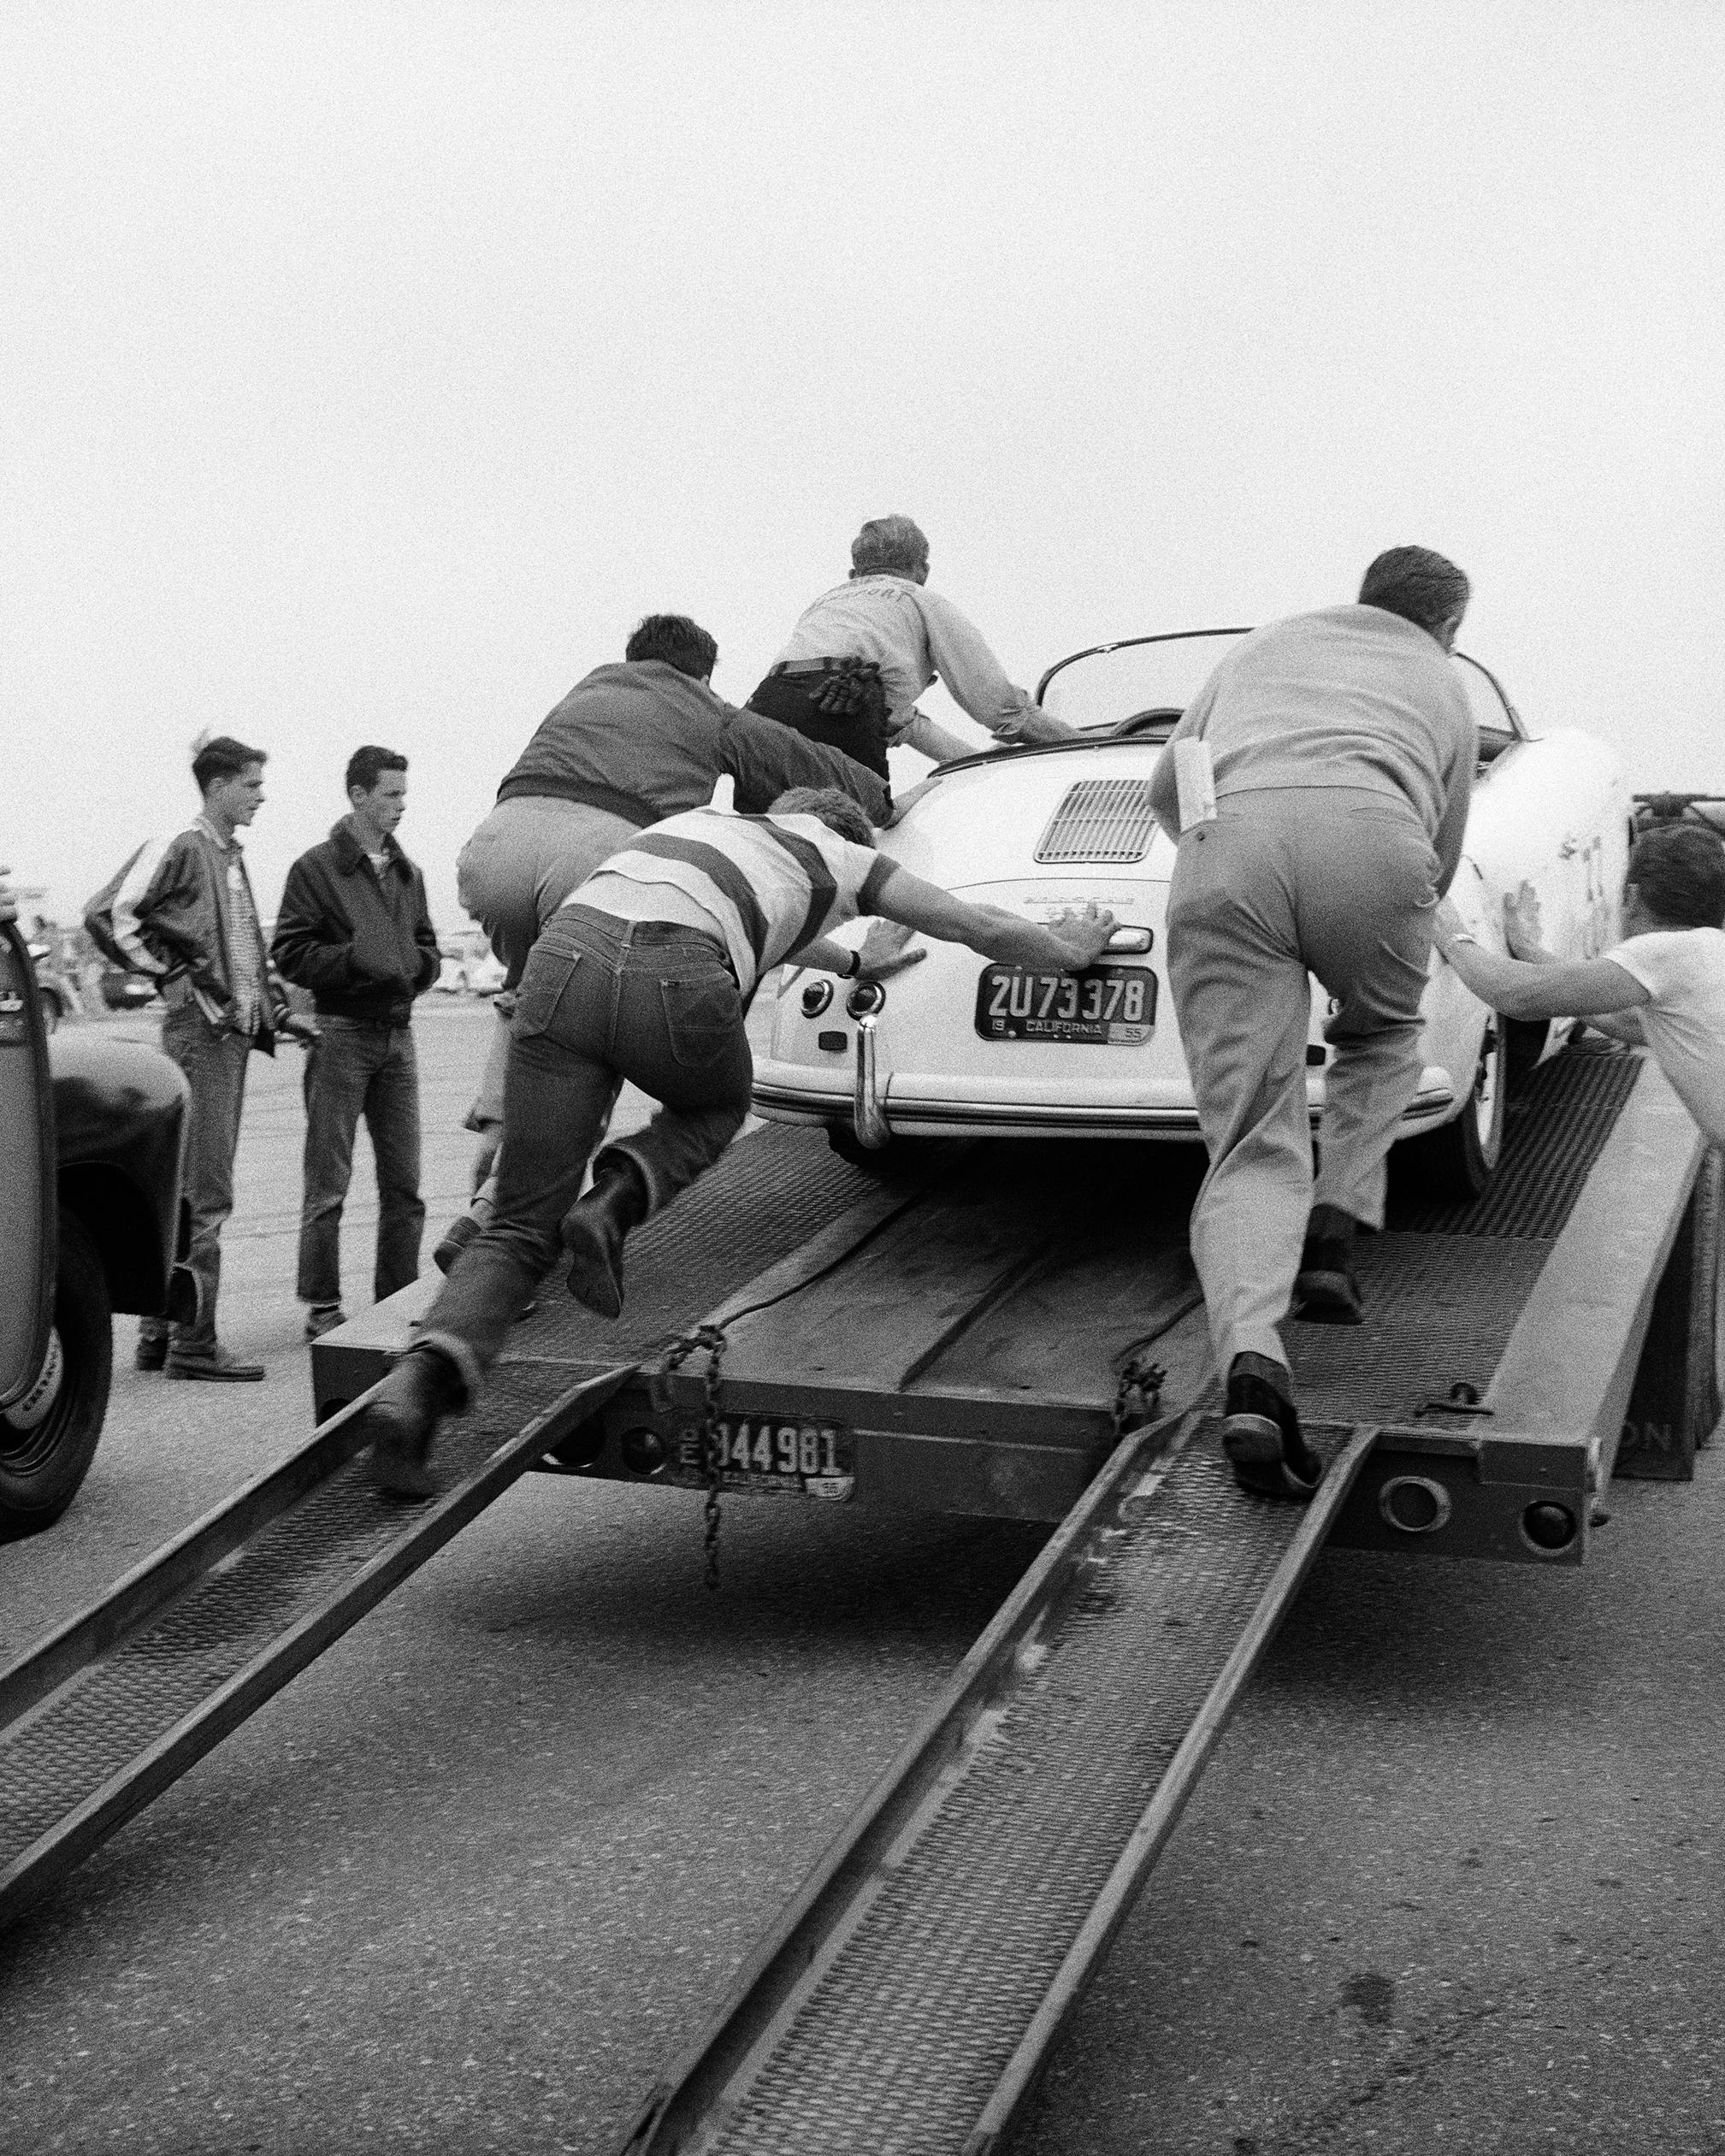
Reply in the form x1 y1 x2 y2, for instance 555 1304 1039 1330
1037 629 1526 747
1037 630 1250 737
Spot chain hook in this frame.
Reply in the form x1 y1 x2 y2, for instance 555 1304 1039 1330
664 1322 729 1590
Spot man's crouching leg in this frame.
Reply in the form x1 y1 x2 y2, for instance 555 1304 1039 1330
363 1340 471 1500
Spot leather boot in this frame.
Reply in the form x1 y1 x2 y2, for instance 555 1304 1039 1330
364 1345 463 1500
561 1153 649 1320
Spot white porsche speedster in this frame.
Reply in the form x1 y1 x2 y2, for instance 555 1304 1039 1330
752 628 1632 1197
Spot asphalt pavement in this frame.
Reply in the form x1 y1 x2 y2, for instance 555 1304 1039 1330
3 1001 1724 2154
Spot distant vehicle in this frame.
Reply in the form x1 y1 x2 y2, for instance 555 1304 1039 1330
97 967 157 1012
754 627 1632 1200
2 927 192 1535
434 940 507 996
27 942 74 1031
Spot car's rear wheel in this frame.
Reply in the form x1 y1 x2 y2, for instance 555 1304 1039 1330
0 1212 113 1537
1398 1018 1506 1202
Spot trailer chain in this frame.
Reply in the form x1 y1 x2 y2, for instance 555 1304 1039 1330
663 1323 730 1591
1110 1351 1167 1441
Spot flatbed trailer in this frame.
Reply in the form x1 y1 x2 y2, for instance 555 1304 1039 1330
1 1038 1717 2152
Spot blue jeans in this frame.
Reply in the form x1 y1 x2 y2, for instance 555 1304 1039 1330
296 1017 424 1308
139 1002 251 1352
419 906 753 1396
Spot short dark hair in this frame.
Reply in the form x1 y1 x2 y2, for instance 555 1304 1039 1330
770 788 877 845
625 614 718 680
1358 547 1470 635
1628 824 1725 930
346 745 408 798
192 735 267 794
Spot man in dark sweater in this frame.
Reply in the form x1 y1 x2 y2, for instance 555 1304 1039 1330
445 613 891 1257
271 747 441 1338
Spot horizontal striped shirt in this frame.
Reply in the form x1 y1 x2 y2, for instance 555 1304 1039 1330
571 808 889 995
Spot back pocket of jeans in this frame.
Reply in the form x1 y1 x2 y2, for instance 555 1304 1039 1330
659 973 741 1066
511 949 583 1042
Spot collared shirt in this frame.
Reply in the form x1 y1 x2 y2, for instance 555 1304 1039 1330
773 575 1042 742
573 806 889 997
196 814 263 1035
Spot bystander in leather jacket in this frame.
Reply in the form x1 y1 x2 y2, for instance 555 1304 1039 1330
270 817 440 1025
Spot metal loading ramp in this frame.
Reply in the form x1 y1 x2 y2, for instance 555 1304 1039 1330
0 1125 898 1934
622 1415 1378 2156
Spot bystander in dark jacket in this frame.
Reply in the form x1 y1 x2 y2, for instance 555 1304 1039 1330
271 750 440 1338
129 735 312 1381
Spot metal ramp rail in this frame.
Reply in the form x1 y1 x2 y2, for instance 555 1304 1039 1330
0 1124 898 1935
0 1365 632 1933
621 1413 1378 2156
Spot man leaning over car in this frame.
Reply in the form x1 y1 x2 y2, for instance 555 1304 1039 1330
443 611 890 1259
1149 548 1476 1502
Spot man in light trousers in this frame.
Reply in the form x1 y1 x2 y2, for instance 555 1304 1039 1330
1150 547 1476 1499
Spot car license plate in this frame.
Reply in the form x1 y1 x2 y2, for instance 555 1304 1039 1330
974 961 1156 1045
676 1417 855 1502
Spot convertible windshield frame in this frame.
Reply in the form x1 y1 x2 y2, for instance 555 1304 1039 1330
1033 628 1529 744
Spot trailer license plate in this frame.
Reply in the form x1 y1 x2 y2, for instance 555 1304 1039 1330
676 1418 855 1502
974 962 1155 1045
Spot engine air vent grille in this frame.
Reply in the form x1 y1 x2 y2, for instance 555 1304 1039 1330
1033 777 1158 865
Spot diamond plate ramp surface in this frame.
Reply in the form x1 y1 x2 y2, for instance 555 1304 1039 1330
625 1419 1376 2156
1392 1041 1641 1238
0 1127 882 1928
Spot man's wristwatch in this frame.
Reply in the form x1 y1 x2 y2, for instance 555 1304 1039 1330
841 948 863 980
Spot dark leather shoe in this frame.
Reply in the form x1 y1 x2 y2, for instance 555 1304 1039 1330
135 1333 168 1373
561 1155 649 1320
167 1346 265 1382
363 1347 462 1499
1220 1356 1323 1500
1291 1234 1364 1324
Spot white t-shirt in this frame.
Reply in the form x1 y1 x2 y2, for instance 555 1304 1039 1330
1606 927 1725 1143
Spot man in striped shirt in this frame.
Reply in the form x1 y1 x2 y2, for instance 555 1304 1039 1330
362 788 1117 1496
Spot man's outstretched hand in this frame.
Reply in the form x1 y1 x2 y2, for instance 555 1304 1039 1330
1503 880 1546 960
858 919 927 980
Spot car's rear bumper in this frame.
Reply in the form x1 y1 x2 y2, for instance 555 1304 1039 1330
752 1069 1458 1142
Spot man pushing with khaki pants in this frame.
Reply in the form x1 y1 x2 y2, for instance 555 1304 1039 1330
1149 547 1476 1499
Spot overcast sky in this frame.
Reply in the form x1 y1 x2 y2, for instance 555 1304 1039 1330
3 0 1721 930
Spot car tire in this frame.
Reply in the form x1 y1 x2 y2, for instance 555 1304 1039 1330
1397 1017 1506 1202
0 1211 114 1538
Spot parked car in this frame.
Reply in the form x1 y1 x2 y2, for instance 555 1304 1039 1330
2 926 192 1535
753 627 1631 1199
98 966 157 1012
27 942 75 1031
434 940 507 996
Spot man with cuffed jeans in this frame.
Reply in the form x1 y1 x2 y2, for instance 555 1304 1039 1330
270 748 440 1338
416 904 753 1398
1150 548 1476 1500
